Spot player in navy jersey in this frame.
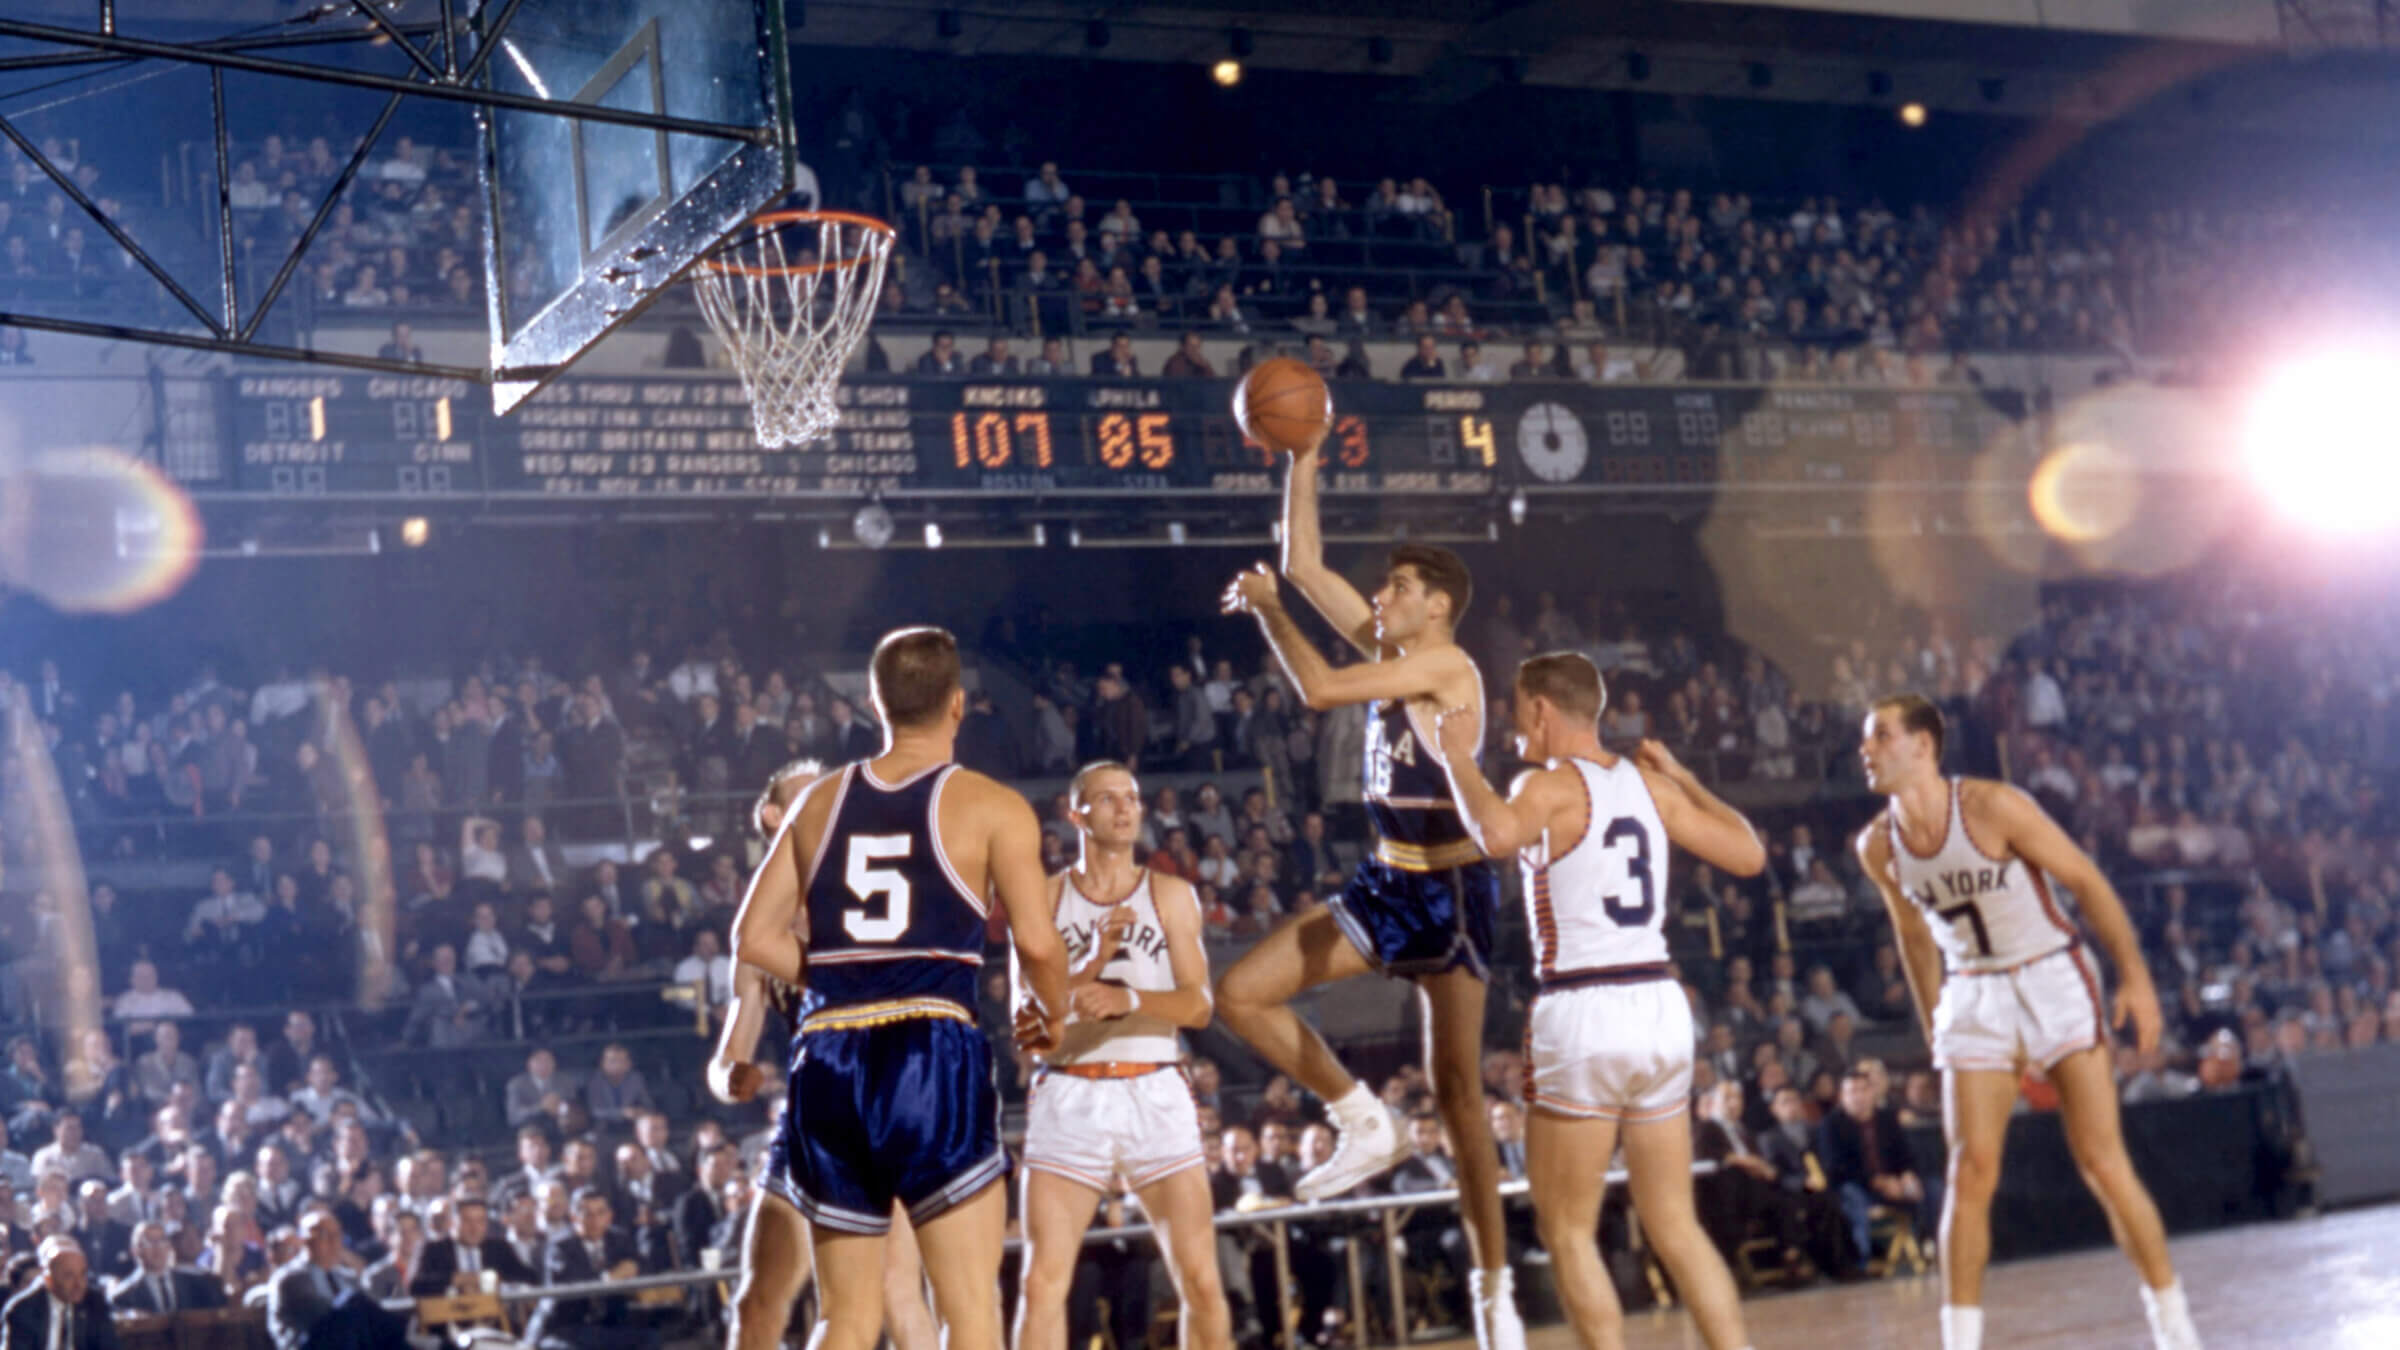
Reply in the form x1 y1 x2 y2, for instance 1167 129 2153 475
1217 431 1525 1350
709 761 940 1350
731 628 1068 1350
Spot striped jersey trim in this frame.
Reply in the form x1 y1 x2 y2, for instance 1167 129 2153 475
800 997 974 1033
1374 835 1485 873
806 947 984 967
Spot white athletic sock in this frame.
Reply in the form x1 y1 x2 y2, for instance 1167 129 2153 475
1326 1082 1380 1130
2141 1279 2201 1349
1940 1305 1984 1350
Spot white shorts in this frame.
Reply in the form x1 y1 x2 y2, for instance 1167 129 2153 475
1933 945 2106 1074
1525 978 1694 1123
1022 1066 1205 1192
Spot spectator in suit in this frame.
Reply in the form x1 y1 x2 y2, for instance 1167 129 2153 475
1089 332 1138 377
106 1221 225 1316
913 331 961 375
967 336 1018 375
403 945 483 1048
264 1012 323 1099
254 1147 306 1230
131 1022 201 1108
268 1213 408 1350
359 1210 421 1300
1398 333 1446 380
507 815 572 897
506 1050 575 1131
2 1236 117 1350
106 1153 158 1228
526 1188 650 1350
1487 1100 1528 1180
582 1046 653 1133
409 1195 535 1295
629 1113 684 1191
1756 1085 1851 1275
1815 1069 1926 1265
203 1024 265 1104
71 1183 130 1281
496 1127 558 1208
669 1145 737 1269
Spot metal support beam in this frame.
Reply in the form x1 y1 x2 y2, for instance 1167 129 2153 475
0 17 772 144
343 0 447 84
238 90 405 344
0 309 497 382
211 69 237 337
0 21 447 74
0 112 224 337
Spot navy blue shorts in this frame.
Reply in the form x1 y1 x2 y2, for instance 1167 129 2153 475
769 1005 1004 1235
1327 857 1499 981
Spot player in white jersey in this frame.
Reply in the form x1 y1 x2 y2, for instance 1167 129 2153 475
1430 652 1762 1350
1014 762 1230 1350
1855 694 2200 1350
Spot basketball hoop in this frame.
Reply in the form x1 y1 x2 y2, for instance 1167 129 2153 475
691 209 896 449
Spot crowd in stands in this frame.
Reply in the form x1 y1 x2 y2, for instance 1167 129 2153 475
3 101 2318 383
0 560 2394 1341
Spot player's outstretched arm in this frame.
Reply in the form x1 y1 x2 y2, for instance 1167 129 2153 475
1278 444 1379 657
1630 740 1767 877
1224 564 1468 711
706 964 772 1105
730 808 809 990
1855 821 1944 1041
1428 704 1556 858
1974 781 2162 1053
985 784 1070 1051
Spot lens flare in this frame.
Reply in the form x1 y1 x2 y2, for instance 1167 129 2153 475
0 446 203 613
2242 348 2400 537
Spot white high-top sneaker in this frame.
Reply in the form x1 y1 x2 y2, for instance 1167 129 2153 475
1292 1106 1410 1203
2141 1281 2203 1350
1469 1266 1526 1350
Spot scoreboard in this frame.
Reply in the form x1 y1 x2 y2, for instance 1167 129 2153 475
222 371 2026 500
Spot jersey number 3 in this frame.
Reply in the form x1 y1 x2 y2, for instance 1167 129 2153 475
843 835 914 943
1600 817 1656 926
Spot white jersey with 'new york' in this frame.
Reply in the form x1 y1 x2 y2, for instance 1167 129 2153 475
1521 755 1690 1121
1021 867 1205 1191
1046 868 1181 1064
1885 778 2077 973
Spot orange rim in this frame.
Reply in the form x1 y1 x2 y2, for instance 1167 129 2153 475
699 208 896 278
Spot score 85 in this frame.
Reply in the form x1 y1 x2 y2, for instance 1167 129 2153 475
1097 412 1175 469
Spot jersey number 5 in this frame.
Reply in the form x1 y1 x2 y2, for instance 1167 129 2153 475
843 835 914 943
1600 817 1656 927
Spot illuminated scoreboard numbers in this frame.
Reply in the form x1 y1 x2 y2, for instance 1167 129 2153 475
1095 411 1175 471
260 397 327 442
390 396 455 443
1425 414 1498 467
1329 414 1369 468
950 410 1057 470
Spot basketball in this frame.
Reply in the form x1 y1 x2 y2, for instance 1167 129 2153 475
1234 357 1334 455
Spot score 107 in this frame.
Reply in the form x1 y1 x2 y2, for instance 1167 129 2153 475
950 410 1178 471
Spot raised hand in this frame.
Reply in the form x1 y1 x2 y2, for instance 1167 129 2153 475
1431 703 1480 764
1220 562 1279 617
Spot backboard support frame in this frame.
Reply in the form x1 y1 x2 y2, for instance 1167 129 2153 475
0 3 793 403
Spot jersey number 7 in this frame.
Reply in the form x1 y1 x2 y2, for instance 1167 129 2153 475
1935 898 1992 958
844 835 914 943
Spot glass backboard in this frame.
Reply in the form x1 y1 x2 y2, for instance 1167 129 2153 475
473 0 793 414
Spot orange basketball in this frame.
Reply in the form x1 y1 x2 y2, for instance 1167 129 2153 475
1234 357 1334 455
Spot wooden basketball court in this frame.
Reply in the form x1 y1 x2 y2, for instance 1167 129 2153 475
1421 1205 2399 1349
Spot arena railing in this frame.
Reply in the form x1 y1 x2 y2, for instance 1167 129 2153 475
369 1164 1719 1350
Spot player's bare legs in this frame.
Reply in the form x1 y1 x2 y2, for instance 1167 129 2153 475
1526 1110 1624 1350
1013 1170 1107 1350
909 1180 1011 1350
1938 1067 2020 1349
732 1191 813 1350
883 1205 940 1350
804 1226 890 1350
1621 1114 1751 1350
1215 908 1376 1100
1417 970 1506 1270
1134 1165 1235 1350
2050 1048 2198 1347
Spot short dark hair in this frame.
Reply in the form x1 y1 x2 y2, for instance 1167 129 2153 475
1387 543 1472 627
1873 692 1945 761
1515 651 1605 723
869 626 961 730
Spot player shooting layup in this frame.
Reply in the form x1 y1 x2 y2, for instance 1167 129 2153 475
1218 434 1524 1350
1013 761 1231 1350
1430 652 1762 1350
708 760 939 1350
1854 694 2202 1350
731 627 1069 1350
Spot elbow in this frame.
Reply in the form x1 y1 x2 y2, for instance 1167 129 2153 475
1728 839 1769 879
1298 686 1335 713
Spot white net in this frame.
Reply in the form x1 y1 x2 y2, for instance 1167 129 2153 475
691 212 895 449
